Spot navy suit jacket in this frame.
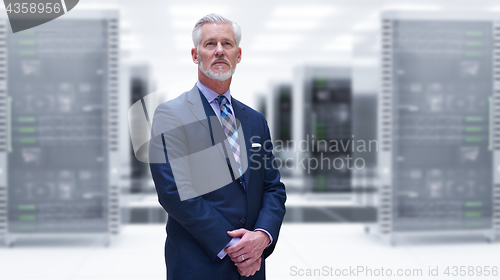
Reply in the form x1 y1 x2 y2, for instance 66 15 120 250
149 85 287 280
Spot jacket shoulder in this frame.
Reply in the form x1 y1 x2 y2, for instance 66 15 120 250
232 98 264 120
155 90 190 112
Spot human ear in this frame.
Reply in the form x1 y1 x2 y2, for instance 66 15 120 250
191 48 199 64
236 47 242 64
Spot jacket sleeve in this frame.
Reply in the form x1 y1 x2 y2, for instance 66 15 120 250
149 102 235 261
252 112 287 259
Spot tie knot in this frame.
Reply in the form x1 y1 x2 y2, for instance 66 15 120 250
217 95 227 107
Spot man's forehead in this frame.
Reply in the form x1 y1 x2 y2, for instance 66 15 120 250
200 22 235 39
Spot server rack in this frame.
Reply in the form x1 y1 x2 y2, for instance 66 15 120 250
0 18 7 242
256 94 267 119
271 84 293 145
0 10 120 246
378 11 500 243
267 83 293 178
294 67 352 193
129 64 152 193
352 26 380 218
352 95 378 207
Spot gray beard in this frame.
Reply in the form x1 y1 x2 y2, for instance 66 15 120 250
198 53 236 82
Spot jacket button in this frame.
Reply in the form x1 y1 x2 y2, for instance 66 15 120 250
239 217 246 224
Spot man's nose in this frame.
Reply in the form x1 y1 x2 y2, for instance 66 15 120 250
214 42 224 56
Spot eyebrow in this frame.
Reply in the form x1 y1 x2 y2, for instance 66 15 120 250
204 37 235 43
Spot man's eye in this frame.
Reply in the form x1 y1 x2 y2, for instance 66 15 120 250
225 42 232 46
206 42 213 46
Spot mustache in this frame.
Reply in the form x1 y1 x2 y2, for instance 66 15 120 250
211 55 230 65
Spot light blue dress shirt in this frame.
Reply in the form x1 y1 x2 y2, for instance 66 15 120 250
196 79 233 120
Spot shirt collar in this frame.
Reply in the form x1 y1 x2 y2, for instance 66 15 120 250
197 80 232 105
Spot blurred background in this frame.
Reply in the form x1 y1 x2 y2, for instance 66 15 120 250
1 0 500 279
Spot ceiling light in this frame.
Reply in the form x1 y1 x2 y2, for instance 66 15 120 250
169 6 228 17
381 4 441 11
264 20 319 30
253 34 301 43
273 5 336 18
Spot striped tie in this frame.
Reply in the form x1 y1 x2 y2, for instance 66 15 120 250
217 95 243 178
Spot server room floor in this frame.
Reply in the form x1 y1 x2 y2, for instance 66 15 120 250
0 224 499 280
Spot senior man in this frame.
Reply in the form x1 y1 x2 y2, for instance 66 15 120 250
149 14 286 279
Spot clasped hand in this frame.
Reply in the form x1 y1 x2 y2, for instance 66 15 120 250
224 229 270 277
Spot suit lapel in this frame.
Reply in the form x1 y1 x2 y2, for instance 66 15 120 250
187 85 210 129
186 85 227 161
232 98 252 188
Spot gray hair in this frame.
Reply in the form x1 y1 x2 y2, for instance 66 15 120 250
192 13 241 48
